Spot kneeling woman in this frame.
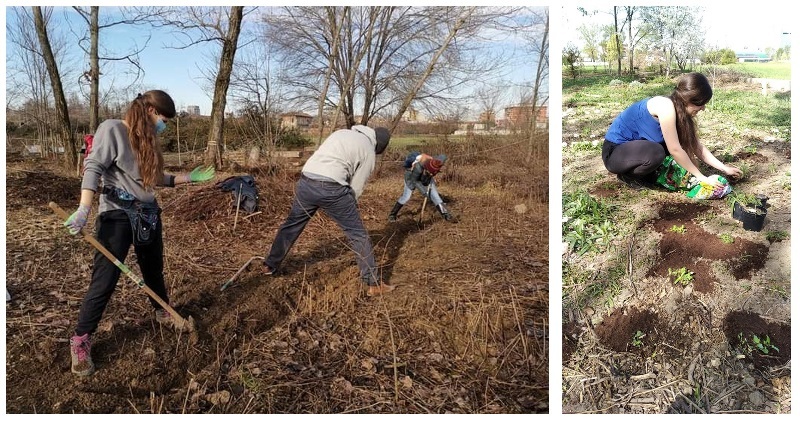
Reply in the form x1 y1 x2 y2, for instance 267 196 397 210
602 72 742 192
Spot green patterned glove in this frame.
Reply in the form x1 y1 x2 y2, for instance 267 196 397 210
189 165 215 183
64 204 91 235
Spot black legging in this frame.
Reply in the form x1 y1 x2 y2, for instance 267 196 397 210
602 140 668 177
75 209 169 336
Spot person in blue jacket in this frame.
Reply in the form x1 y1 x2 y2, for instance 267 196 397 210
603 72 742 190
388 152 452 222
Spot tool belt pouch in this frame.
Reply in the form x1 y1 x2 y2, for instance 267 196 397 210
103 186 161 246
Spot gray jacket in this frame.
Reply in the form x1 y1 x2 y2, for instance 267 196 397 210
81 119 175 213
301 125 377 199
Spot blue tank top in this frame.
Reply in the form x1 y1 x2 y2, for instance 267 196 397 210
605 98 665 144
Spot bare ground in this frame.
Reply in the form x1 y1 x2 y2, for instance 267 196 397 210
5 135 549 413
561 82 791 414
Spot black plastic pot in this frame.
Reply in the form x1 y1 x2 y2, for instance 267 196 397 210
755 194 769 209
739 206 767 232
732 202 744 220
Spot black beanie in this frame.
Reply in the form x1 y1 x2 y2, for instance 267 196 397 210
374 127 390 154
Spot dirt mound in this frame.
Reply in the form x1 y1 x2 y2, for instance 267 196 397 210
722 311 791 371
647 201 770 294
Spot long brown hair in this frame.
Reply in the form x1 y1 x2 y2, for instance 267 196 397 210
124 90 176 188
668 72 712 160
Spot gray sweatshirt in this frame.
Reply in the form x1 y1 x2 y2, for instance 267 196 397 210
81 119 175 213
301 125 377 199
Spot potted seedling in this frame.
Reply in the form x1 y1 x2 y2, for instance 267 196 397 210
726 191 767 231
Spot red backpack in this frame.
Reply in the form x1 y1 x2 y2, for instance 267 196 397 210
81 134 94 174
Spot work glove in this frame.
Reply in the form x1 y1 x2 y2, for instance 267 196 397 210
189 165 215 183
64 204 91 235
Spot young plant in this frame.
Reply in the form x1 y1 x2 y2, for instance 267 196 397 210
718 233 735 244
631 330 645 348
737 332 779 355
668 267 694 286
752 334 779 354
765 230 789 242
726 190 761 212
669 224 686 234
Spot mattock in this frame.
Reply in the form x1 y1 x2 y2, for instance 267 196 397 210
220 256 264 291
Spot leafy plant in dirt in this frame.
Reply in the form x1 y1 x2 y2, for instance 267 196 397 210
669 224 686 234
668 267 694 286
718 233 735 244
736 161 753 181
738 332 779 355
765 230 788 242
742 143 759 155
563 191 615 256
631 330 645 348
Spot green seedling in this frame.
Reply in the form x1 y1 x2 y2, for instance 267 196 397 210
631 330 645 348
737 332 779 355
719 233 735 244
668 267 694 286
765 230 789 242
752 334 779 354
669 224 686 234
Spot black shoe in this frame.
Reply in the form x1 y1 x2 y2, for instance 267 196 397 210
617 174 652 191
388 202 403 222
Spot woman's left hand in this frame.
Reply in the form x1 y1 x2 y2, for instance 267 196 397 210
722 165 743 179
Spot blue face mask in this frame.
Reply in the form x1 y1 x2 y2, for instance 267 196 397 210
155 118 167 134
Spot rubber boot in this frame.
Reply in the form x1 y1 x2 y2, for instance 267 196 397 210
388 202 403 222
437 203 453 221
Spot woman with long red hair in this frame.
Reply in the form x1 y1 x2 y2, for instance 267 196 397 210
62 90 215 376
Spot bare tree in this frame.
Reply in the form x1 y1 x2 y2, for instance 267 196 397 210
33 6 77 169
265 6 515 133
69 7 158 132
228 20 284 164
146 6 251 168
523 8 548 165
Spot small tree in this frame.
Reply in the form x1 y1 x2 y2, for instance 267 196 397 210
563 44 582 79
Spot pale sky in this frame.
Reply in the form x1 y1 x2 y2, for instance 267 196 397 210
562 4 793 53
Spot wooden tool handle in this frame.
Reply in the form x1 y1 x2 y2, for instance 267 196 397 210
48 202 187 324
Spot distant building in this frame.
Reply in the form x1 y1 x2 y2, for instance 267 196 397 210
280 112 313 129
503 104 548 128
186 105 201 115
735 52 771 63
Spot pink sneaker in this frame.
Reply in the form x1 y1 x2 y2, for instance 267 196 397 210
70 333 95 376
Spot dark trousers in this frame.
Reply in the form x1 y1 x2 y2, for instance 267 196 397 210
75 210 169 336
265 176 380 286
602 140 668 177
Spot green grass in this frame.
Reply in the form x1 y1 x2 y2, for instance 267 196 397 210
729 62 792 80
563 72 791 138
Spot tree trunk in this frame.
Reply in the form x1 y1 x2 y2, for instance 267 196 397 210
527 10 548 165
89 6 100 132
205 6 244 168
33 6 76 170
613 7 622 77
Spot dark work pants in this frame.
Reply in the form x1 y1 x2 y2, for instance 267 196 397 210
75 210 169 336
602 140 668 177
265 176 380 286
